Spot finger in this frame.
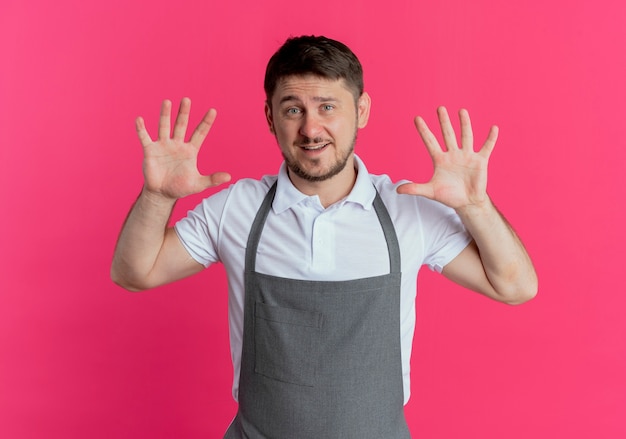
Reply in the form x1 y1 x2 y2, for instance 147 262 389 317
459 109 474 152
135 116 153 147
414 116 443 157
437 106 459 151
158 99 172 141
189 108 217 147
172 97 191 142
480 125 499 157
396 182 435 199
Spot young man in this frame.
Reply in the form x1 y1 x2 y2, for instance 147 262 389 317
111 36 537 438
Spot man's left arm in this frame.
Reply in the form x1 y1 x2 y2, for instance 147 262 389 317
443 200 537 305
398 107 538 305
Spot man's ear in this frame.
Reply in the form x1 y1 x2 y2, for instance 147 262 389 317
264 102 275 134
357 92 371 129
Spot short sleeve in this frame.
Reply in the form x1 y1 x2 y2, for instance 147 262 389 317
174 188 231 267
417 197 472 273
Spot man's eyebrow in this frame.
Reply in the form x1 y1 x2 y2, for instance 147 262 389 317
278 95 338 105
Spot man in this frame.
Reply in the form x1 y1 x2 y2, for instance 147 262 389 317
111 35 537 438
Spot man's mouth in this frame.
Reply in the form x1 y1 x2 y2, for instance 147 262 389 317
300 143 330 151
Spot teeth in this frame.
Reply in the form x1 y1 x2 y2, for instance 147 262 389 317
302 144 327 150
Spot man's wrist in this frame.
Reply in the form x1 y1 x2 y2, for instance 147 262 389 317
455 196 497 223
139 186 178 209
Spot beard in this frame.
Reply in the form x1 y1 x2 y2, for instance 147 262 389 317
282 132 357 183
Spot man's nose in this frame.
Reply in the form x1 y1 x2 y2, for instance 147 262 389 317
299 113 323 139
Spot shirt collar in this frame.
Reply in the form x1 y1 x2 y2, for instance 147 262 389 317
272 155 376 214
345 155 376 210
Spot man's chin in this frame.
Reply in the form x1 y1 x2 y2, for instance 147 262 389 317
284 149 354 183
286 159 339 181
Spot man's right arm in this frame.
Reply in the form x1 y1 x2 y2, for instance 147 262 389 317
111 98 230 291
111 189 204 291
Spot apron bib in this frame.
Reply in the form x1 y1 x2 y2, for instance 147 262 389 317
225 183 411 438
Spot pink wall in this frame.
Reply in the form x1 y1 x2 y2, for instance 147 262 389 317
1 0 625 437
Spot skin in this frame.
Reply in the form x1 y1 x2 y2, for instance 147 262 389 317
111 99 228 290
111 78 537 304
265 75 371 207
397 107 538 304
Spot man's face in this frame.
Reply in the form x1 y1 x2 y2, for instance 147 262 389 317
265 75 370 185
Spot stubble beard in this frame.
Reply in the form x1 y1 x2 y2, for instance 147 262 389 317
283 132 357 183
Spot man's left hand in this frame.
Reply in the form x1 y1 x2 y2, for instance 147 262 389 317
397 106 498 212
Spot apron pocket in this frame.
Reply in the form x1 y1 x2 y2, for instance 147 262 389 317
254 301 322 387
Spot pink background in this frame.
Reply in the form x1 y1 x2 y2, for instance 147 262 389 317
1 0 625 437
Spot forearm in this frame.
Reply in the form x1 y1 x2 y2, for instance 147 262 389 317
111 188 177 291
456 198 538 304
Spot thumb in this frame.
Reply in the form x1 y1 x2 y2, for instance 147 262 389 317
396 182 435 199
198 172 232 190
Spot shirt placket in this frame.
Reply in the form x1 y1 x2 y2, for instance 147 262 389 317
311 209 336 274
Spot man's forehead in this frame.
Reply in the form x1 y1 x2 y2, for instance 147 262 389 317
273 75 350 100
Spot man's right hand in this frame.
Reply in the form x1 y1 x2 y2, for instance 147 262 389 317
136 98 231 201
111 98 229 291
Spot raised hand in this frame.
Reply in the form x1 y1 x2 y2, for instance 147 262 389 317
136 98 231 200
396 107 498 211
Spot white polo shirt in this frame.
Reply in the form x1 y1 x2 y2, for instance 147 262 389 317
175 156 471 404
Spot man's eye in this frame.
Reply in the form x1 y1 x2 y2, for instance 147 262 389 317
286 108 301 115
322 104 334 111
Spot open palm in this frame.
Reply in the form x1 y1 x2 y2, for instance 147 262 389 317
136 98 231 200
397 107 498 210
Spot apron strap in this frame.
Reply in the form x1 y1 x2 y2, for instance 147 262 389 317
244 182 277 273
372 190 401 274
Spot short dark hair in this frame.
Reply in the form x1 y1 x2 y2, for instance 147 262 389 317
264 35 364 105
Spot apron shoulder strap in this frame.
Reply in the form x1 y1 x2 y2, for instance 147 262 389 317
372 189 401 274
244 182 277 273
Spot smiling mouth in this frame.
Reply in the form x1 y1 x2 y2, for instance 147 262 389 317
300 143 330 151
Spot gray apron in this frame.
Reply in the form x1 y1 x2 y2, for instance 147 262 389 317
224 182 411 438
